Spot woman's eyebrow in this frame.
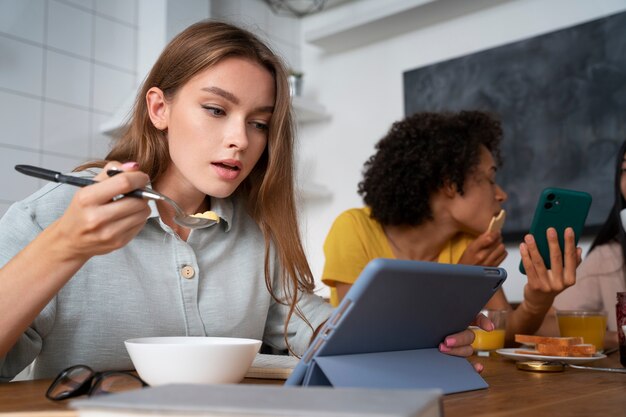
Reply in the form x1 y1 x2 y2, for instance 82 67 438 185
201 86 239 104
201 86 274 114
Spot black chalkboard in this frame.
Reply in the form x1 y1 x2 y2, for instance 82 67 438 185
404 12 626 241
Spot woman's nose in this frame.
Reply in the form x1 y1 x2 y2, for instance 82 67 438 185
225 121 248 150
496 184 508 202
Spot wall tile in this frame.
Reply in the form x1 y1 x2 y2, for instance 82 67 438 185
0 90 42 150
90 113 115 159
0 36 44 96
45 50 91 107
0 147 41 201
47 0 93 58
94 0 136 25
0 0 45 44
42 102 90 157
41 153 88 174
94 16 135 71
61 0 95 10
92 64 135 113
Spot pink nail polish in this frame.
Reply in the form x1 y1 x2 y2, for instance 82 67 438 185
445 337 456 347
439 343 451 352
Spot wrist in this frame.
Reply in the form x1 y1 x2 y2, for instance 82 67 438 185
519 295 553 317
43 219 91 265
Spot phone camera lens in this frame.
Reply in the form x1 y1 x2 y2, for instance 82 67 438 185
547 193 556 201
544 202 553 209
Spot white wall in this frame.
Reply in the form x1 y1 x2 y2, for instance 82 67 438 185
211 0 302 71
0 0 139 216
298 0 626 301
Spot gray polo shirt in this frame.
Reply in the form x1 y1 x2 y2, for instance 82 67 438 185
0 171 332 381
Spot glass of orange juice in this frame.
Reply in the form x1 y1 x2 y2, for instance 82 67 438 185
471 309 507 356
556 310 607 352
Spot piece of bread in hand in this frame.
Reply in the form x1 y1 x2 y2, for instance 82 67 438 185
487 209 506 233
515 334 584 347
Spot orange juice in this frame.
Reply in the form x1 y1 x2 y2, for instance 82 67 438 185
471 327 506 351
557 312 607 351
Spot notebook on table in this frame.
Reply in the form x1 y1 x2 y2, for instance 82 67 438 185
71 383 442 417
285 259 507 394
245 353 299 379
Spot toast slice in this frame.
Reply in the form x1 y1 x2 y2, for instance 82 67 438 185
515 334 584 347
487 209 506 233
536 343 596 357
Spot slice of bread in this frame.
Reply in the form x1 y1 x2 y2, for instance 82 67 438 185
515 334 584 346
536 343 596 357
487 209 506 233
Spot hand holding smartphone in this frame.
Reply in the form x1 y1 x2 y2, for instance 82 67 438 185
519 188 592 274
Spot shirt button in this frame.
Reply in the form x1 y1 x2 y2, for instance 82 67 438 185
181 265 195 279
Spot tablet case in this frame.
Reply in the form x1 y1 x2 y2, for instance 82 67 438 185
285 259 507 394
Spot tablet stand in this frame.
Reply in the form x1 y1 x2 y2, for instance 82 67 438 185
302 348 488 394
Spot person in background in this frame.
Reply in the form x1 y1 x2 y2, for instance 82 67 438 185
553 139 626 349
322 111 581 346
0 21 483 381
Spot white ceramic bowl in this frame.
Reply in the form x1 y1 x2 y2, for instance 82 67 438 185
124 336 262 386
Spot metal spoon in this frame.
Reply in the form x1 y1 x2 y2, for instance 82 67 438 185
14 165 219 229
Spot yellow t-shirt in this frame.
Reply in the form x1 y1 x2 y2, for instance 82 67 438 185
322 207 473 306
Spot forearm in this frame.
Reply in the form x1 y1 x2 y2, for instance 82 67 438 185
505 298 554 345
0 220 87 356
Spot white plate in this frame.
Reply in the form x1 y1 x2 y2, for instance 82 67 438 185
496 348 607 364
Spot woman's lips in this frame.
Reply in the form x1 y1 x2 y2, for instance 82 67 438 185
212 162 241 180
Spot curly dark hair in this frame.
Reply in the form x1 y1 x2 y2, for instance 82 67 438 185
358 111 503 226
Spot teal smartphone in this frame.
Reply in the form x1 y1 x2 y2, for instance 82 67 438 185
519 188 592 274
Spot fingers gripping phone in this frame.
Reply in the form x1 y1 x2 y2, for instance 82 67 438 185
519 188 592 274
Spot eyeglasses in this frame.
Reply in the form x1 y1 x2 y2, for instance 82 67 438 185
46 365 147 401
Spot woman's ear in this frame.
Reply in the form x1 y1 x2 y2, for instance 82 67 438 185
146 87 168 130
442 180 458 198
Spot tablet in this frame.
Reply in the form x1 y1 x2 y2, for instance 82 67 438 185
285 258 507 393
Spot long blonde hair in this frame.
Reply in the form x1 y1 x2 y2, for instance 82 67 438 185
78 20 315 349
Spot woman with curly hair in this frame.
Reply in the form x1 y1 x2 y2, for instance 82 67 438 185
322 111 581 346
553 139 626 350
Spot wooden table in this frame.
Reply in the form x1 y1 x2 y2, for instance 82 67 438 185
1 354 625 416
446 353 626 416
